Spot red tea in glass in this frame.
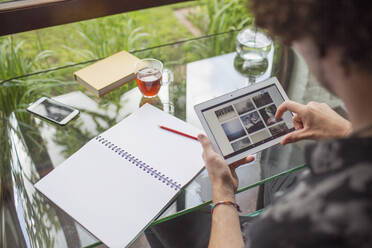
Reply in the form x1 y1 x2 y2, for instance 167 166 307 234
135 58 173 98
136 68 162 97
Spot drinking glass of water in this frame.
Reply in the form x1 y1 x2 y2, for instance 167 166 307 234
236 27 272 63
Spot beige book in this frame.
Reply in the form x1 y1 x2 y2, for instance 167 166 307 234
74 51 141 97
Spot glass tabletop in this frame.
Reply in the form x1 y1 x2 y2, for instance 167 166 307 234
2 29 345 247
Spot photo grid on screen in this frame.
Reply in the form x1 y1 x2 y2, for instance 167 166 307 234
202 84 294 158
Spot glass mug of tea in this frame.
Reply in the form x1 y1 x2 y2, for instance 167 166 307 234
134 58 173 98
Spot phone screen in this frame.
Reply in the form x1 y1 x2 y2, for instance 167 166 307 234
31 98 74 122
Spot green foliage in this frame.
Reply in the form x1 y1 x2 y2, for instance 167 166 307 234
0 37 51 80
68 15 150 60
184 0 253 59
187 0 253 34
206 0 252 33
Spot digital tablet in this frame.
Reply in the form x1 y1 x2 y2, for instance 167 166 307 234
194 77 295 164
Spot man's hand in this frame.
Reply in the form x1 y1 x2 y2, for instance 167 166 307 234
198 134 255 201
276 101 352 145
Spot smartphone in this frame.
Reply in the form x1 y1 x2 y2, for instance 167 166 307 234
27 97 79 125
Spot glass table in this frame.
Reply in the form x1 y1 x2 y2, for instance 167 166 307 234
1 30 344 248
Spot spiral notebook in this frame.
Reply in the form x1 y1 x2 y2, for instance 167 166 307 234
35 104 204 248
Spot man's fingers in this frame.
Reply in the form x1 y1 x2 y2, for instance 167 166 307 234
276 100 306 119
281 129 310 145
197 134 214 155
229 156 255 170
293 114 304 130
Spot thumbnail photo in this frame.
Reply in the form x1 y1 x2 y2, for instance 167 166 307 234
259 104 282 126
234 98 255 115
231 137 251 152
240 111 265 134
250 129 271 144
221 118 247 141
269 123 291 137
215 105 237 122
252 92 273 108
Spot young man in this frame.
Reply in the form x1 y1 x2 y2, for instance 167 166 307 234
198 1 372 247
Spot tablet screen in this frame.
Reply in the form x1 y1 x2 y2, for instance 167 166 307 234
201 84 295 159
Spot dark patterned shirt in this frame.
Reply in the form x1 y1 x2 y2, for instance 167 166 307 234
245 137 372 248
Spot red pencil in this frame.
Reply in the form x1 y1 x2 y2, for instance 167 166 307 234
159 125 199 141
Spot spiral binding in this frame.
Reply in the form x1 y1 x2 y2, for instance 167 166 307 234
95 136 181 191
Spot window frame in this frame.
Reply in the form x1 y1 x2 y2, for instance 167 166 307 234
0 0 191 36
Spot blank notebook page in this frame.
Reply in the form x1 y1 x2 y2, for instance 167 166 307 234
102 103 204 188
35 104 204 248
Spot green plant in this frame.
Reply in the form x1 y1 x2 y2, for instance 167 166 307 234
0 37 55 81
184 0 253 58
187 0 253 34
206 0 252 33
69 15 150 60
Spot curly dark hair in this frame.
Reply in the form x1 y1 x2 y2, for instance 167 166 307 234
250 0 372 72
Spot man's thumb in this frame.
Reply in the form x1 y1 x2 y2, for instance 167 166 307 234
198 134 213 151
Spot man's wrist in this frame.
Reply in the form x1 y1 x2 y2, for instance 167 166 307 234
212 184 235 202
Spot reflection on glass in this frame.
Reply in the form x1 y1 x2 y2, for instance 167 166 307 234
139 95 175 115
4 114 71 248
140 95 162 108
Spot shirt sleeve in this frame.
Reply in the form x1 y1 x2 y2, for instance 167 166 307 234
243 165 372 248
